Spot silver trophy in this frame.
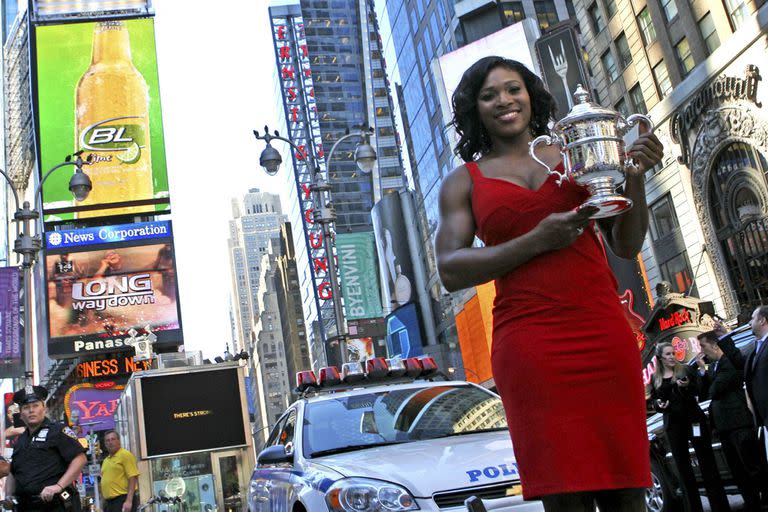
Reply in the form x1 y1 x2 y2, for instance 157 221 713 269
529 84 653 218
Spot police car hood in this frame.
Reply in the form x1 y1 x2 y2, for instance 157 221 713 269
310 430 519 497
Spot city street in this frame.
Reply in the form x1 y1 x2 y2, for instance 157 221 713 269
1 0 768 510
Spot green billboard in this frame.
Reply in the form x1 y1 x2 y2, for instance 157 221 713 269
35 19 169 221
336 231 383 320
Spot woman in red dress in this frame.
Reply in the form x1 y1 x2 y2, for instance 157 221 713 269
435 57 663 511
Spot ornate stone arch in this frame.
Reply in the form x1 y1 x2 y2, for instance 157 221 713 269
690 105 768 316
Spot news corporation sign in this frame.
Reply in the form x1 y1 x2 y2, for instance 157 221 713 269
46 221 171 249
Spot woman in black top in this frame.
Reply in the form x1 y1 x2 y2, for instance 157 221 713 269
650 342 730 512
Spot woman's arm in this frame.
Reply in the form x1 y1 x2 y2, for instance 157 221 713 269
598 124 664 258
435 167 594 291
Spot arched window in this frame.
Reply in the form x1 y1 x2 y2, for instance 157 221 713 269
708 142 768 309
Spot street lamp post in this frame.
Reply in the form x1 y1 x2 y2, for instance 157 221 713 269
252 126 377 365
0 154 93 385
70 410 101 508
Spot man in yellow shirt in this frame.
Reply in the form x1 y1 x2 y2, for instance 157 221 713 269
100 430 139 512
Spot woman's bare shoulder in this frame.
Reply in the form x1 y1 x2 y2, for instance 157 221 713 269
438 164 474 202
442 163 472 188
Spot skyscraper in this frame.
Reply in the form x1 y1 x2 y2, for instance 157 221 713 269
272 223 311 390
250 249 293 441
227 189 286 351
269 0 404 366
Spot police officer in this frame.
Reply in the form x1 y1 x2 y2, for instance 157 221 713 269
5 385 86 511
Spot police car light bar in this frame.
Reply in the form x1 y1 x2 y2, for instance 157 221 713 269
386 357 407 378
296 356 443 396
420 356 438 376
365 357 389 380
296 370 318 392
318 366 342 387
404 357 423 378
341 362 366 383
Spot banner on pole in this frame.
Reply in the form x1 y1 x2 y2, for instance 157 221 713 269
0 267 24 377
336 232 382 320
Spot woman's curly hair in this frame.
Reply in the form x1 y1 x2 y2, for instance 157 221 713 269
449 57 558 163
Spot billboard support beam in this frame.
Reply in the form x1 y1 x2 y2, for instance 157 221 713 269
253 126 377 365
0 154 93 384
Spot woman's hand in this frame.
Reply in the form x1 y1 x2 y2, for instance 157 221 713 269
531 206 599 251
626 121 664 175
676 376 690 388
656 399 669 410
695 352 707 371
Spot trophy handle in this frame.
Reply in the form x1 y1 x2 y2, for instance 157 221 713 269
626 113 654 132
625 114 654 170
529 134 567 185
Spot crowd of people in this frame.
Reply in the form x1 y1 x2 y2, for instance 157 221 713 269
649 307 768 512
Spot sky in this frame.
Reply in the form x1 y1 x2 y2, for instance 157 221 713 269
152 0 285 358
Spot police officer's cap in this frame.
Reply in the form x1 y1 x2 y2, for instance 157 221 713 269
13 385 48 405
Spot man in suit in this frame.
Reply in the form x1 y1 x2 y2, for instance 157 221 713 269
746 305 768 428
698 331 762 511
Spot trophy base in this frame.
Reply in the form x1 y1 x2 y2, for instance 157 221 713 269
580 194 633 219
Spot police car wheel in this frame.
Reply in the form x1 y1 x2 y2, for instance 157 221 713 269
647 459 678 512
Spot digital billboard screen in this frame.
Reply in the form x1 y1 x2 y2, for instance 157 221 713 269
386 302 424 359
35 18 169 221
44 221 182 358
140 368 247 457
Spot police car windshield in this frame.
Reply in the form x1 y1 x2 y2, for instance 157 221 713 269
303 384 507 458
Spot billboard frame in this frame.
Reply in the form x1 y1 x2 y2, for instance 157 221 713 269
43 221 184 358
30 15 171 224
134 365 251 459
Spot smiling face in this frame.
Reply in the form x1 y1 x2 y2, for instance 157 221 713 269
476 67 532 142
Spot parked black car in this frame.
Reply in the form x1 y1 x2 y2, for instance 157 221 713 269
645 325 757 512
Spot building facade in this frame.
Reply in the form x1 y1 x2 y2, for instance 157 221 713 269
272 223 312 388
268 0 404 368
227 188 285 351
575 0 768 319
250 249 294 443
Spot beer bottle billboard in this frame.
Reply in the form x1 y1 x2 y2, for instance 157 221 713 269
35 19 170 221
75 21 152 217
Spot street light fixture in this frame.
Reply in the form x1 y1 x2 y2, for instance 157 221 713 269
252 125 376 365
70 408 101 507
0 153 93 385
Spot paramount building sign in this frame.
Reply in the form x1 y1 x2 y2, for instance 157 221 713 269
671 65 761 165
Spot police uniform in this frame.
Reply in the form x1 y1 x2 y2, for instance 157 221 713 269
10 386 83 512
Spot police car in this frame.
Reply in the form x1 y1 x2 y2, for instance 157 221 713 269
248 356 544 511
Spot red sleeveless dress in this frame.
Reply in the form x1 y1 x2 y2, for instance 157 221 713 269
466 161 651 499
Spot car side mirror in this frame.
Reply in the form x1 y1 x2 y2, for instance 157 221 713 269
257 445 293 465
